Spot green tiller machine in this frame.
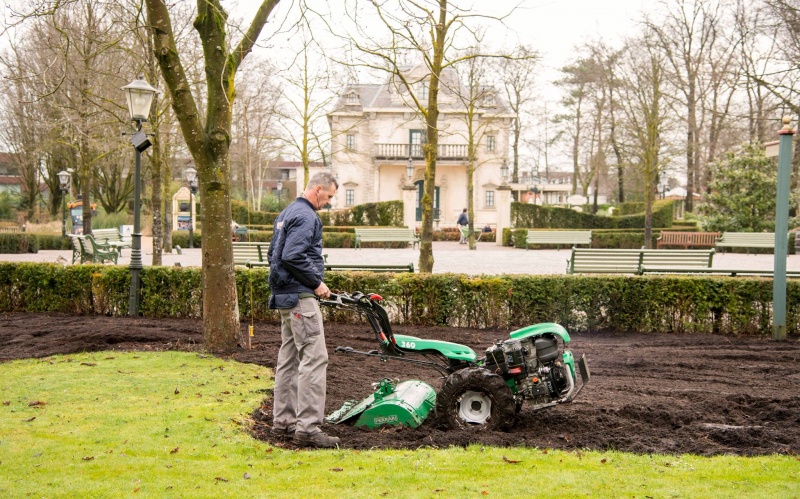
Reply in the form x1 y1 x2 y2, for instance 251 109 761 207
321 292 590 431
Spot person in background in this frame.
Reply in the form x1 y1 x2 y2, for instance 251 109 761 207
456 208 469 244
267 171 340 448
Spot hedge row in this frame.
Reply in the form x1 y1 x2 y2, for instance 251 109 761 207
0 262 796 336
511 200 674 229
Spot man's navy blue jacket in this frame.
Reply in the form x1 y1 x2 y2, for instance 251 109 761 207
267 197 325 309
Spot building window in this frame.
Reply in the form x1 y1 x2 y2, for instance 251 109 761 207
347 92 358 104
484 93 495 106
486 190 495 208
345 189 355 206
418 82 429 100
487 135 496 152
346 134 356 151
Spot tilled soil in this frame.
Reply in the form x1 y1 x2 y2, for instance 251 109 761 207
1 312 799 456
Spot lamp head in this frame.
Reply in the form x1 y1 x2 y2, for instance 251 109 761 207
184 167 197 184
122 76 159 122
500 161 509 183
57 170 71 191
277 180 283 191
406 158 414 179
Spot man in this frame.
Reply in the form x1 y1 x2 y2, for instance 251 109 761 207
456 208 468 244
267 172 339 448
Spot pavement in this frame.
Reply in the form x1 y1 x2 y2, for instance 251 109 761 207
2 237 799 275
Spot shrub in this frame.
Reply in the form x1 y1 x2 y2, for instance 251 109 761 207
0 262 795 335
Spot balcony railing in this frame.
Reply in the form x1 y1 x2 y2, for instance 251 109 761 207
375 143 468 161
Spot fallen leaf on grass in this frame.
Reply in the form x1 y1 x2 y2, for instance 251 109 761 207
601 458 607 464
174 387 180 394
28 400 46 407
82 456 94 461
22 417 36 422
2 401 9 406
80 362 97 367
502 455 521 464
330 467 343 472
214 477 229 482
170 447 179 454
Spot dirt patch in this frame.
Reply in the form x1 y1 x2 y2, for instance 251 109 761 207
2 312 799 456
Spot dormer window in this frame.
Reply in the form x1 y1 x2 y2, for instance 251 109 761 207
347 92 359 104
483 93 495 106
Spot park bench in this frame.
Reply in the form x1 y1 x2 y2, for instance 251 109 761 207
715 232 777 253
640 267 800 278
69 235 84 264
526 230 592 250
324 263 415 273
91 228 132 256
232 241 270 266
566 248 714 275
79 234 119 264
459 226 485 243
354 227 419 249
656 231 719 249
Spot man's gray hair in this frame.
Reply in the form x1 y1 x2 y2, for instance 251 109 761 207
306 171 338 190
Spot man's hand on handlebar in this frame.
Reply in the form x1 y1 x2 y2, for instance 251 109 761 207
314 282 331 299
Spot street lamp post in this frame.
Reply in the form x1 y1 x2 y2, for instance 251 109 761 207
121 76 158 317
57 170 70 237
184 167 197 249
276 180 283 210
500 161 509 185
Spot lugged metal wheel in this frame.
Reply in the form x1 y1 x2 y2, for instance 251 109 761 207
435 367 515 431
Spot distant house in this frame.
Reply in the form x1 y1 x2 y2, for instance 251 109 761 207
327 64 515 227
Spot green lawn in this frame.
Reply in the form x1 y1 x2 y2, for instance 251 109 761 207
1 351 798 498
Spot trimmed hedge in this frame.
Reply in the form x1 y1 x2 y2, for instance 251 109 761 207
511 200 674 230
0 262 797 335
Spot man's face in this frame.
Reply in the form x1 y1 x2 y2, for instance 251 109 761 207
311 184 337 210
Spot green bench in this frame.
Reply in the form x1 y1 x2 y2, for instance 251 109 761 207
566 248 714 275
233 241 270 266
354 228 419 249
91 228 132 256
656 231 719 249
78 235 119 264
324 263 414 273
715 232 777 253
526 230 592 249
640 267 800 278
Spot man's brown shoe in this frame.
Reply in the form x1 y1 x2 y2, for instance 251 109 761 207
293 431 340 448
270 425 295 438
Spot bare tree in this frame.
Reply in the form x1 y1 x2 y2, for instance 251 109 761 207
144 0 281 351
647 0 730 211
497 45 540 188
619 31 673 248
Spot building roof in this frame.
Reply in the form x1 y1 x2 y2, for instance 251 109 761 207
330 65 513 116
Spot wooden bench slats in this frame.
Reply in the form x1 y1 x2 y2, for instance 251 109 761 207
716 232 778 251
567 248 714 275
324 263 414 273
526 230 592 250
354 228 419 249
243 261 413 273
641 267 800 278
233 242 270 266
656 231 719 249
91 228 132 256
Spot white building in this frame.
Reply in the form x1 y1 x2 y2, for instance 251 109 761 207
326 65 515 228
